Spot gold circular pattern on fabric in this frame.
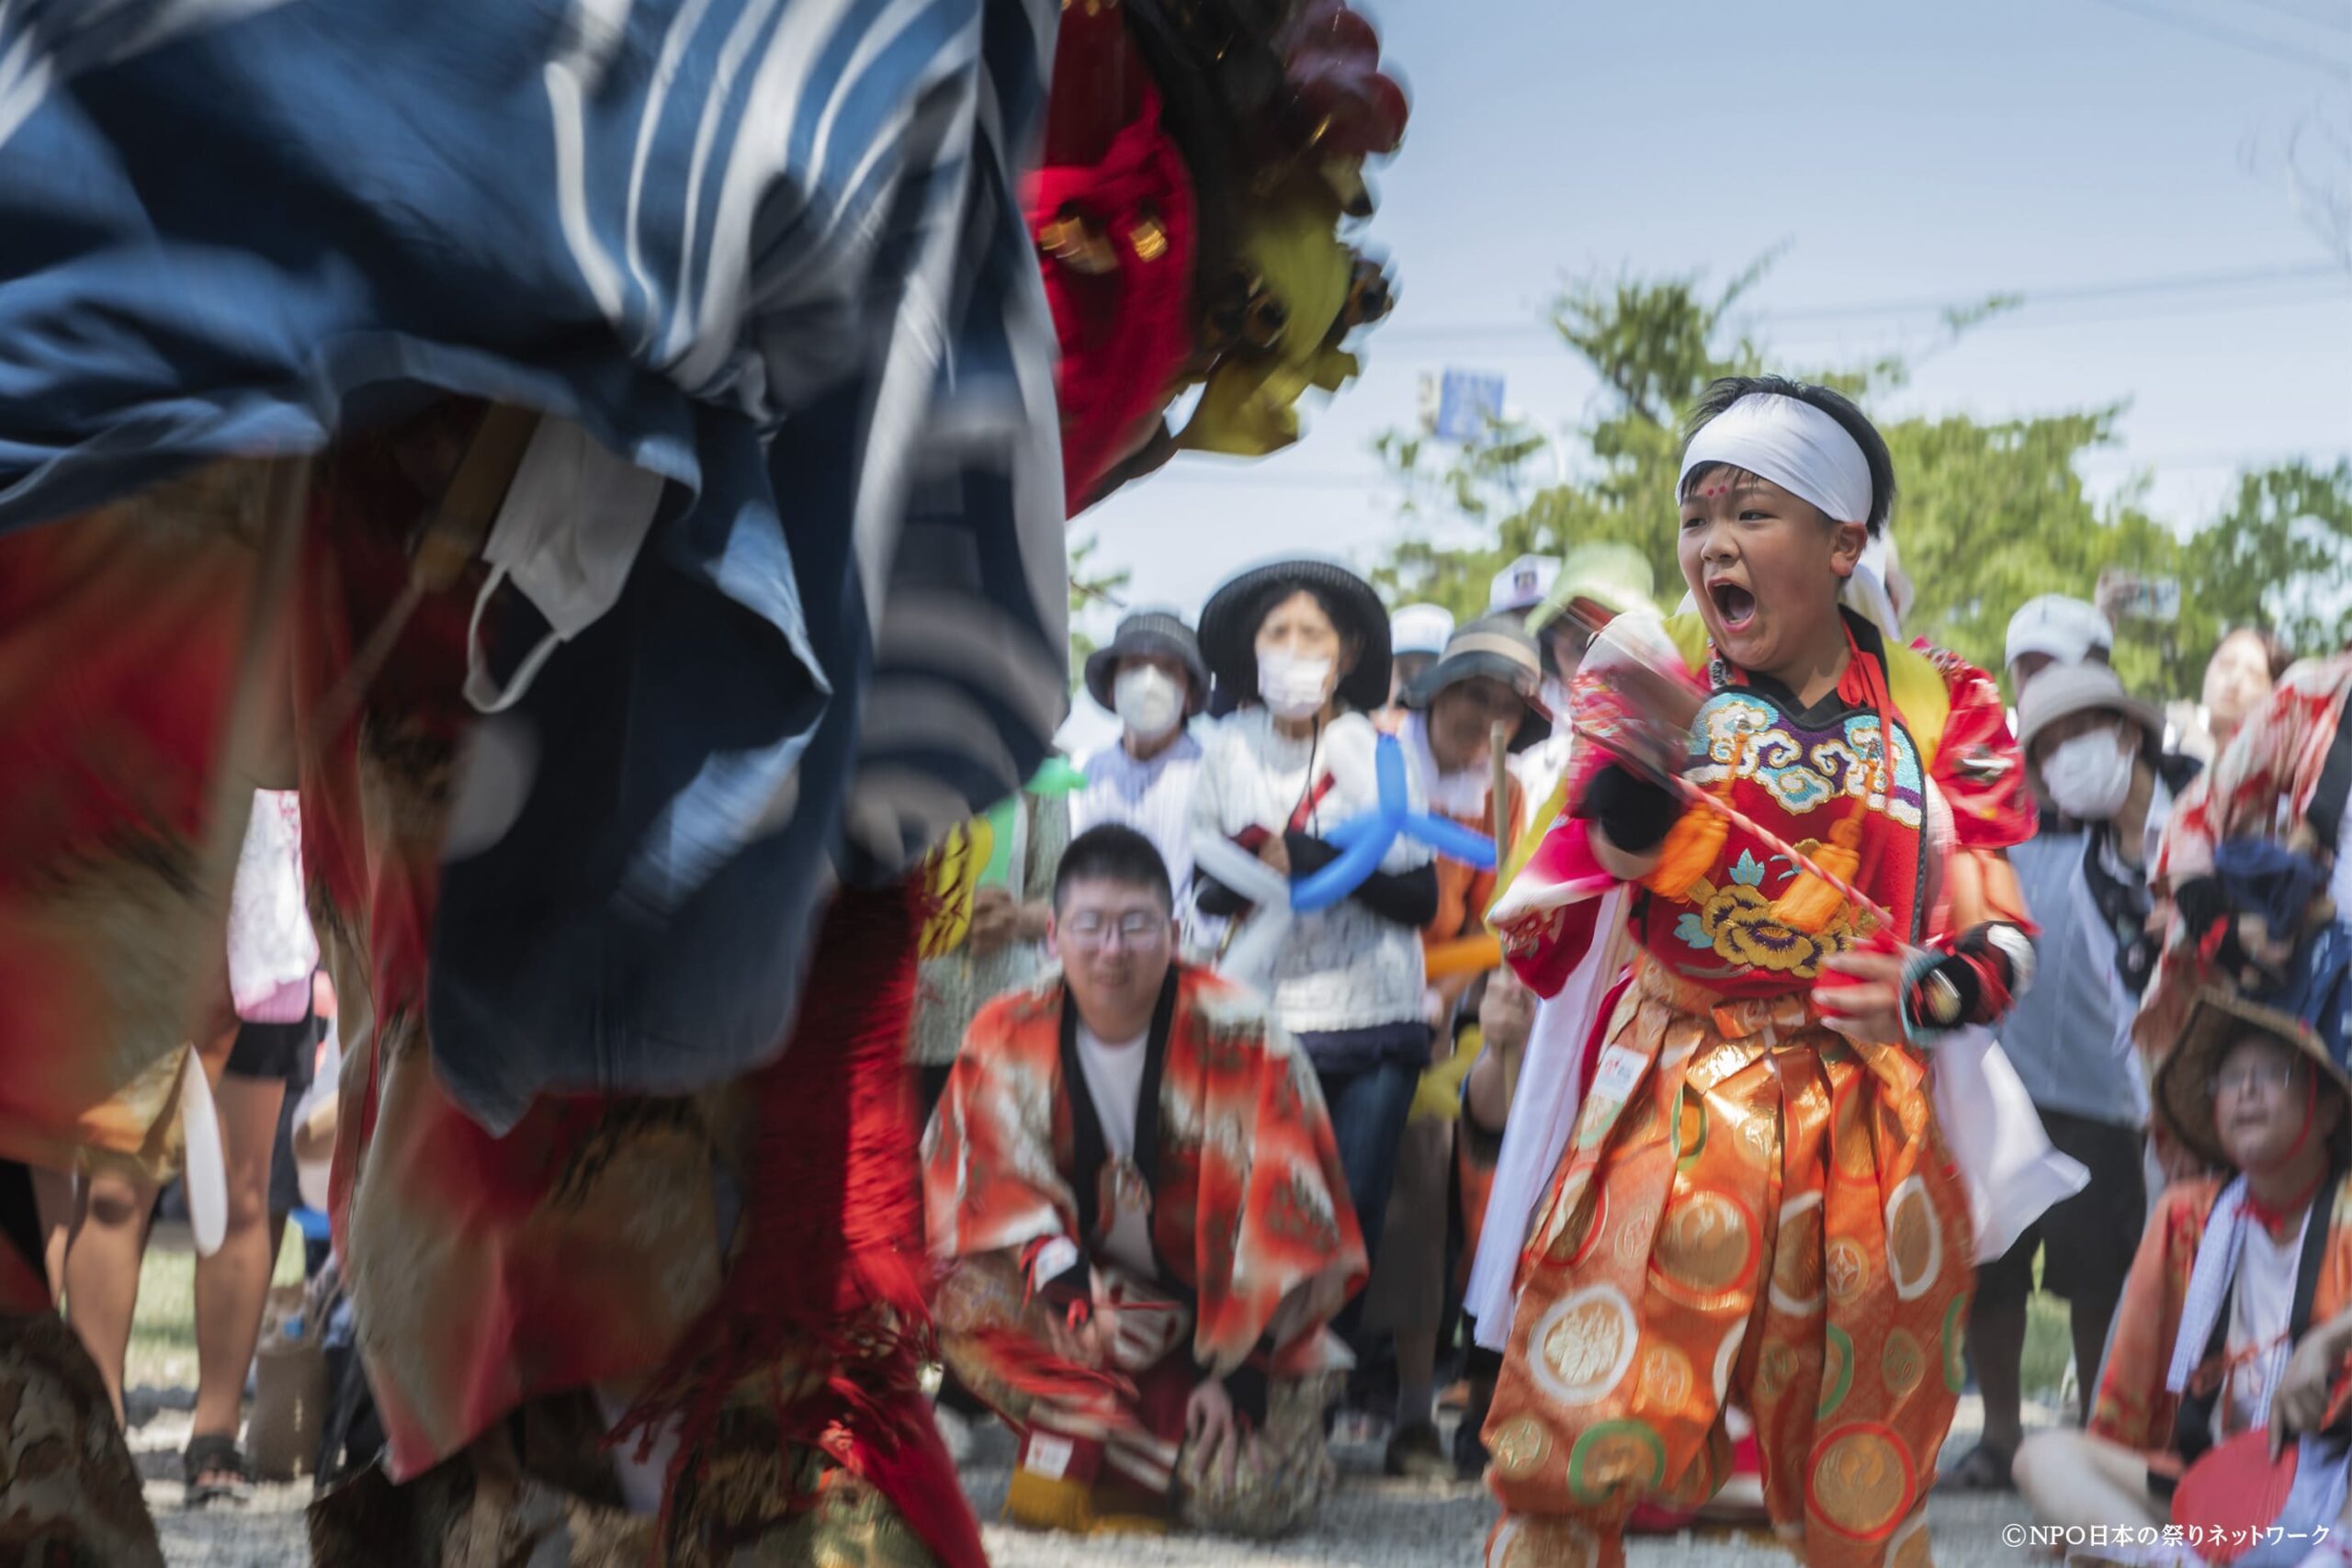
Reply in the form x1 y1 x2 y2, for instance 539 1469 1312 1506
1487 1416 1555 1482
1713 1324 1747 1404
1807 1425 1915 1541
1674 1093 1708 1170
1549 1186 1607 1268
1567 1420 1668 1506
1757 1342 1800 1401
1617 1090 1659 1147
1530 1285 1640 1406
1613 1206 1659 1270
1884 1175 1942 1302
1830 1082 1879 1187
1816 1326 1854 1419
1888 1509 1933 1568
1826 1237 1869 1304
1638 1345 1694 1414
1882 1328 1925 1395
1650 1188 1758 1303
1736 1111 1776 1166
1769 1192 1826 1314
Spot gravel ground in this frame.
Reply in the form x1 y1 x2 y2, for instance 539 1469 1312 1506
147 1397 2044 1566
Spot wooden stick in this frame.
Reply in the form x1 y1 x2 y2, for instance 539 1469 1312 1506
1490 718 1512 860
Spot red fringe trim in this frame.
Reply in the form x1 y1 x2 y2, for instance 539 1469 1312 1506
611 880 984 1568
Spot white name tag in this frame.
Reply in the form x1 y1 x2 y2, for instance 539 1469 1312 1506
1023 1432 1075 1481
1590 1043 1646 1103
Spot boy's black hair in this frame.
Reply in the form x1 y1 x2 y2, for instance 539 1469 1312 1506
1679 376 1897 536
1053 823 1174 912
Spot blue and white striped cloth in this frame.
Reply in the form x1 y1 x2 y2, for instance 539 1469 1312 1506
0 0 1067 1128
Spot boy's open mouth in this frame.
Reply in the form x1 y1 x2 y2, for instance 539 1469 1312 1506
1708 579 1757 632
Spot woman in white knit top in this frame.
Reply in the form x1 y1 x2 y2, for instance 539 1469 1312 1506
1191 559 1436 1346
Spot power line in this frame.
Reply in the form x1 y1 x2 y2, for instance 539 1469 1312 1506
2233 0 2352 38
1377 286 2351 364
1145 447 2352 491
1377 261 2349 344
2078 0 2351 80
1374 290 2352 364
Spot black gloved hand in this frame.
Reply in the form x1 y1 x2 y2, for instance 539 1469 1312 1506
1284 831 1340 877
2174 875 2228 940
1578 762 1679 855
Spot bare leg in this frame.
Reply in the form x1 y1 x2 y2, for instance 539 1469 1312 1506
2015 1428 2164 1532
32 1166 73 1306
65 1165 157 1423
190 1073 287 1450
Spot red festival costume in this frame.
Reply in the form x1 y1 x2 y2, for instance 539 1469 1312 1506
1479 613 2034 1568
924 965 1365 1533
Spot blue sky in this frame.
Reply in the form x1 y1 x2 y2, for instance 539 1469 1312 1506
1075 0 2352 643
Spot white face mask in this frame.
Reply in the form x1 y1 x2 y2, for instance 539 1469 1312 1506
464 417 668 715
1257 649 1336 720
2041 728 2137 821
1538 676 1574 722
1114 665 1184 741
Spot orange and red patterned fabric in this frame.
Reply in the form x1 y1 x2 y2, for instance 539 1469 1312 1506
1479 619 2032 1568
0 467 277 1188
2090 1173 2352 1465
1493 616 2033 999
0 444 981 1567
2139 655 2352 1065
923 964 1366 1381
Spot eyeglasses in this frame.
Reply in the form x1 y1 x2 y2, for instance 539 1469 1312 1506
1062 910 1169 950
2210 1063 2301 1100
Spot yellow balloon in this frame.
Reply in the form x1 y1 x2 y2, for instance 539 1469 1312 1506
919 818 993 959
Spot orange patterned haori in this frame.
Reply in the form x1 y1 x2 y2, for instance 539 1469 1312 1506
924 965 1366 1382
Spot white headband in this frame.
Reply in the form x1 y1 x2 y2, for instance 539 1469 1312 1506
1677 392 1874 526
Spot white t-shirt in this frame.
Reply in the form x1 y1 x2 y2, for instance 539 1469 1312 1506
1075 1022 1157 1277
2221 1209 2306 1439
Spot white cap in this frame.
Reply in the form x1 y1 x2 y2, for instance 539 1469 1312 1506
2005 594 2113 673
1390 604 1455 659
1487 555 1559 615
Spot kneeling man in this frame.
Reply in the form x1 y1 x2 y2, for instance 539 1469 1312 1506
924 825 1366 1537
2018 985 2352 1532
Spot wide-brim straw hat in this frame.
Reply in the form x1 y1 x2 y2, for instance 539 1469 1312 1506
1198 558 1391 715
2154 987 2352 1169
1081 609 1209 715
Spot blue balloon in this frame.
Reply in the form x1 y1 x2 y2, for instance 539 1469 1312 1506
1409 812 1499 869
1283 733 1503 910
1374 728 1410 807
1287 827 1395 912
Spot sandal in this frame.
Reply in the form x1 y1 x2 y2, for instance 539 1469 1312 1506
1937 1441 2015 1492
183 1432 254 1507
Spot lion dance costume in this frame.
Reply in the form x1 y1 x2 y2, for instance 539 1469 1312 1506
0 0 1402 1560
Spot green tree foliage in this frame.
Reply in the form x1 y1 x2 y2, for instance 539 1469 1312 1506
1067 532 1132 690
1373 259 2351 698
